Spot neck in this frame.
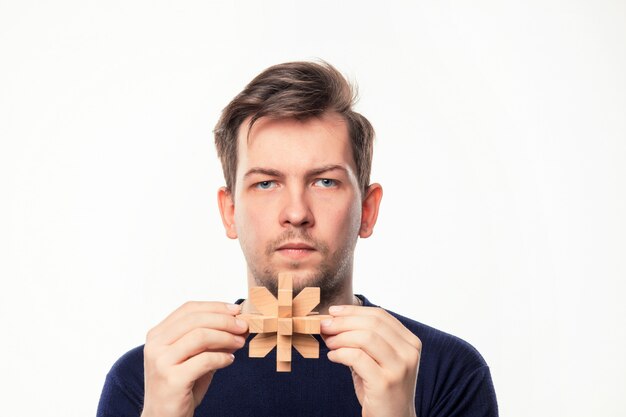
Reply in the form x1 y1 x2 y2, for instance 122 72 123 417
315 278 355 314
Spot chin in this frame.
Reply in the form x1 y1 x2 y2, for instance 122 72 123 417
290 271 321 287
253 267 330 297
252 252 348 298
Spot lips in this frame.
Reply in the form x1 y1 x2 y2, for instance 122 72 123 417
275 242 316 259
277 242 315 250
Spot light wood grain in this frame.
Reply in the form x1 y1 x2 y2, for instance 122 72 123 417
292 333 319 358
249 333 277 357
292 287 321 317
249 287 278 316
237 314 278 333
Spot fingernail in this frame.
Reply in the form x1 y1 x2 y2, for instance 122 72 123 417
321 319 332 327
236 318 248 329
234 335 246 345
329 305 344 314
227 303 241 312
229 353 235 361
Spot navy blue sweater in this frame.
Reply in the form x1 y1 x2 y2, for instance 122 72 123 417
97 295 498 416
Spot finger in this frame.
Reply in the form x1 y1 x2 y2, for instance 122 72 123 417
321 314 401 339
327 305 421 348
151 311 248 345
162 328 246 366
321 314 412 360
323 330 400 369
327 347 382 383
174 351 235 385
152 301 242 333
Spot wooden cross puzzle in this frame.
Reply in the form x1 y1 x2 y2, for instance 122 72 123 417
237 272 331 372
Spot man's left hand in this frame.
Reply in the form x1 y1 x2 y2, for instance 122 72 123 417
321 305 421 417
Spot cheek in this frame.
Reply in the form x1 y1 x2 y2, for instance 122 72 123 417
324 200 362 236
235 205 271 248
348 201 363 232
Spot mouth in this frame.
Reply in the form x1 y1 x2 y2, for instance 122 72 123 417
275 242 316 259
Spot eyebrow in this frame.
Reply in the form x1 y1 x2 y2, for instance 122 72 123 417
243 167 283 179
243 164 349 179
307 164 349 177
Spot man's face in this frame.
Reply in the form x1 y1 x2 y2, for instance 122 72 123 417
225 112 363 297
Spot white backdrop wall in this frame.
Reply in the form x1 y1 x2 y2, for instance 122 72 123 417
1 1 624 416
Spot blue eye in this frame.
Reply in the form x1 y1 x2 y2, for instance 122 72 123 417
315 178 336 188
255 180 276 189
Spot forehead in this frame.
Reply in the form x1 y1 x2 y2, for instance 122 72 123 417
236 112 356 175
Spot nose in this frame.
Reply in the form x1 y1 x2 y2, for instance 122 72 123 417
279 189 315 229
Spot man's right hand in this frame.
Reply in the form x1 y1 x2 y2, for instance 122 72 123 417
140 302 249 417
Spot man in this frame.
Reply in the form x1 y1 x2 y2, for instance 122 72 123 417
97 61 498 417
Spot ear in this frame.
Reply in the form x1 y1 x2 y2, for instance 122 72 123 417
359 183 383 238
218 186 238 239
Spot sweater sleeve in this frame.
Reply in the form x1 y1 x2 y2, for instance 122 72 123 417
429 365 498 417
97 372 143 417
97 346 145 417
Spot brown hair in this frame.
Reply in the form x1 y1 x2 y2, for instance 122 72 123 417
214 61 375 196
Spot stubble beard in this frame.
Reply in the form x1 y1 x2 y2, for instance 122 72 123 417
247 229 355 303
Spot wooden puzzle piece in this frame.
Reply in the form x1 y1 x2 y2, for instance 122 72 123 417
249 333 277 357
237 314 277 333
292 287 321 317
292 333 320 358
237 272 331 372
293 315 332 334
249 287 277 316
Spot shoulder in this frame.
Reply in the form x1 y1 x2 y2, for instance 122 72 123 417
358 294 498 416
358 294 488 371
108 344 145 382
97 345 145 416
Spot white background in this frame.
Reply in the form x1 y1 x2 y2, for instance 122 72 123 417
1 1 624 416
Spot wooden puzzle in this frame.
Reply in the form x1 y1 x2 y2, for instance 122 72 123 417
237 272 331 372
